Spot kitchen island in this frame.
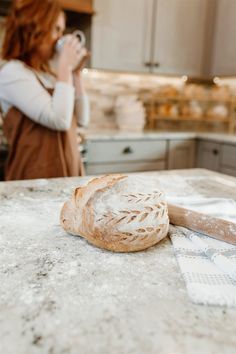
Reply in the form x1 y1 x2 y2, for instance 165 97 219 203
0 169 236 354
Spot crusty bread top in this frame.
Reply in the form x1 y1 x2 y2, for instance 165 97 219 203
90 175 168 232
73 174 127 209
61 174 169 252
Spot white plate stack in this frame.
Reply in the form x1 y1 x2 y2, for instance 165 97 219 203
115 95 146 132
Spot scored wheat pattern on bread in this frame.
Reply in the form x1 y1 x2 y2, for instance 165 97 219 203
60 174 169 252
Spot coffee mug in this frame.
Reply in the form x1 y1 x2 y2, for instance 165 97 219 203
56 30 86 52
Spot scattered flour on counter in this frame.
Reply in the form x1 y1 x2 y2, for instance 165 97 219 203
152 175 198 198
150 175 236 223
167 196 236 222
0 199 63 238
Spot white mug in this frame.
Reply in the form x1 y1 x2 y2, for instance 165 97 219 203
56 30 86 52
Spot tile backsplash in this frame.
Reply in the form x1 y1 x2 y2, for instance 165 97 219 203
82 69 236 134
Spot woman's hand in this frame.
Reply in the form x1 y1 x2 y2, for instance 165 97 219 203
73 48 90 73
57 35 85 85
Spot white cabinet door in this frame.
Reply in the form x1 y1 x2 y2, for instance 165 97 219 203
197 140 221 172
220 144 236 177
152 0 209 76
168 139 196 170
91 0 212 75
91 0 153 72
211 0 236 76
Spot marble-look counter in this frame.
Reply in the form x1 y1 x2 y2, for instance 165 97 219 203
85 130 197 141
197 133 236 144
1 169 236 354
1 131 236 152
85 130 236 144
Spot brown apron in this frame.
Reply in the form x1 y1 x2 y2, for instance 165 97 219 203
2 74 84 181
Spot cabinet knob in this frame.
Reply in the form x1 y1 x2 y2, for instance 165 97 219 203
212 149 219 155
154 62 160 68
122 146 133 154
144 62 152 67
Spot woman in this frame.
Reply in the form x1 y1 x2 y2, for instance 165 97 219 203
0 0 90 180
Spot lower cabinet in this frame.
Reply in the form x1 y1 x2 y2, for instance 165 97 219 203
197 139 236 177
85 137 196 175
197 140 221 171
0 135 236 178
85 139 167 174
220 144 236 177
167 139 196 169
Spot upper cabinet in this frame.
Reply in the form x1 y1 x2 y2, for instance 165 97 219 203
210 0 236 76
151 0 209 76
91 0 153 72
91 0 211 76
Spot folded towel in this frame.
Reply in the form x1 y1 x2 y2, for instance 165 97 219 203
169 226 236 307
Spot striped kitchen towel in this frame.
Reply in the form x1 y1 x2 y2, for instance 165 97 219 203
169 225 236 307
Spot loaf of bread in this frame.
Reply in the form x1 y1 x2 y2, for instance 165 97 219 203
60 174 169 252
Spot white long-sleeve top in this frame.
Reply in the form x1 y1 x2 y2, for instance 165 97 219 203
0 60 90 131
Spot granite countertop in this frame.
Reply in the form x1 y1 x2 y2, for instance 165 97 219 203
85 130 236 144
1 131 236 152
85 130 198 141
1 169 236 354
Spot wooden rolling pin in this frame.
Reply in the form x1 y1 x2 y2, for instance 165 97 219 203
168 203 236 245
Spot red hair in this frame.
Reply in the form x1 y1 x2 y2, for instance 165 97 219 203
2 0 63 71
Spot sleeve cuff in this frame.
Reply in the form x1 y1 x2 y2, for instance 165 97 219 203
55 81 75 94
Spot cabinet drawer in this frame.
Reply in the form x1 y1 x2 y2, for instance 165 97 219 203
86 160 166 175
221 144 236 169
87 140 167 163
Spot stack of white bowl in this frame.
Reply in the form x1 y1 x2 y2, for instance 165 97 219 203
114 95 146 132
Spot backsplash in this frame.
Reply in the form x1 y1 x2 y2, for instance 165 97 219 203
82 69 185 132
1 66 236 141
82 69 236 134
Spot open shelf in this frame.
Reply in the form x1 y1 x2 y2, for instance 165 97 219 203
144 94 236 133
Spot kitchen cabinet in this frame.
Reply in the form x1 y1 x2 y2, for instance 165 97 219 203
85 136 236 175
196 140 221 171
167 139 196 170
220 144 236 177
85 138 167 174
91 0 210 76
197 139 236 177
211 0 236 76
151 0 209 76
85 137 197 174
91 0 152 72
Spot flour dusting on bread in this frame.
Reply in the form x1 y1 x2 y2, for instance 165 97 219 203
60 174 169 252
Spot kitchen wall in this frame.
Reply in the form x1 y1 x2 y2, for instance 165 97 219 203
82 69 236 134
82 69 185 132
